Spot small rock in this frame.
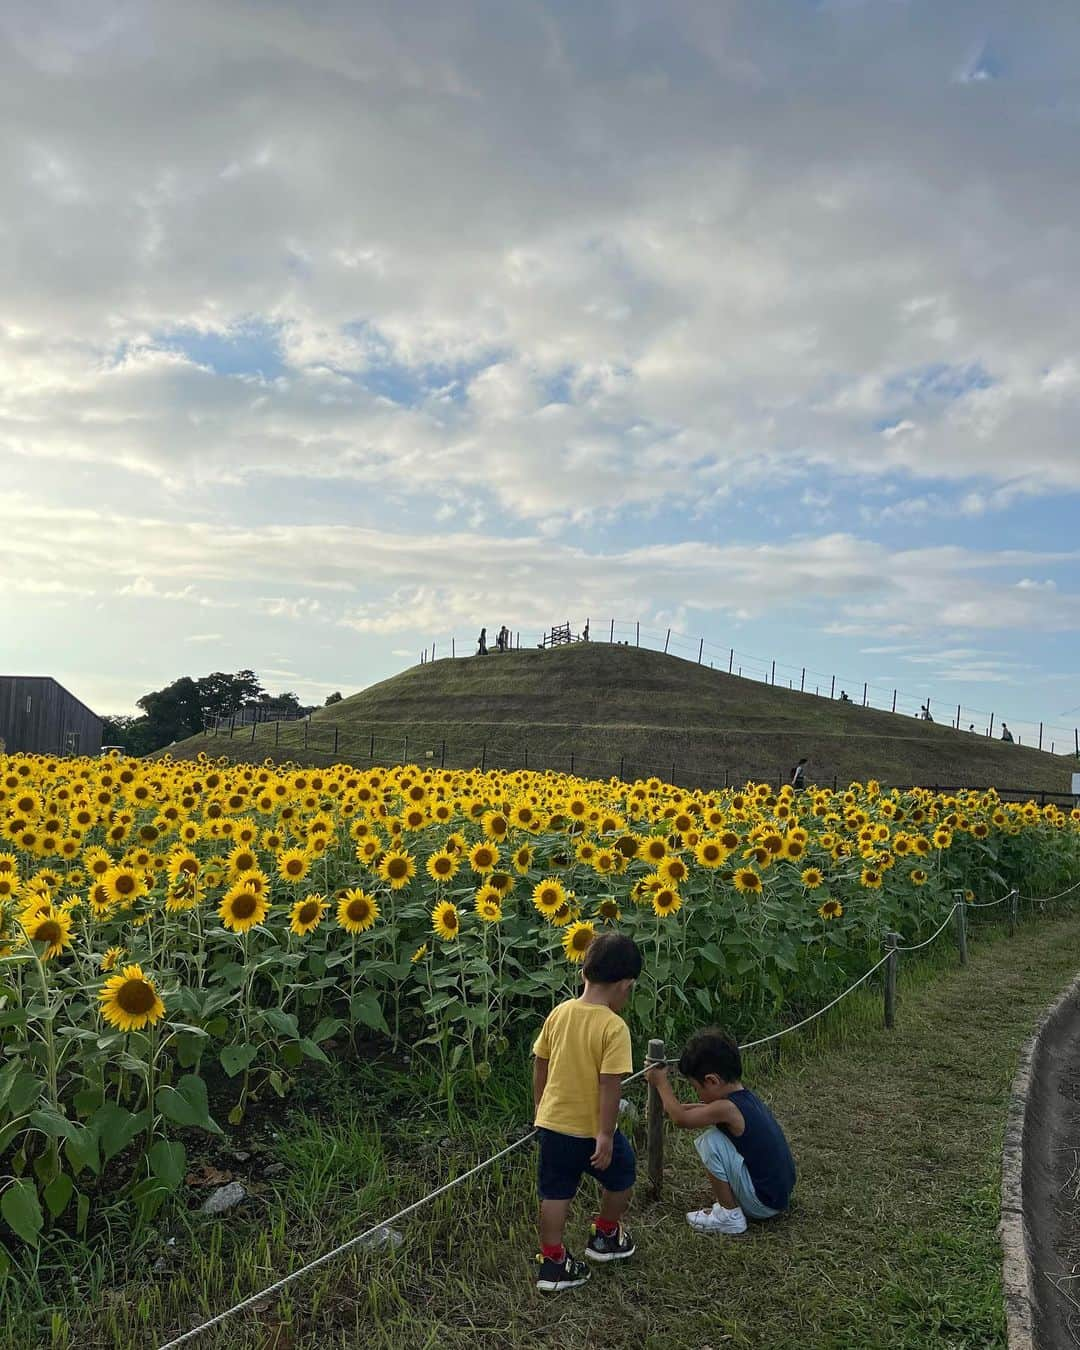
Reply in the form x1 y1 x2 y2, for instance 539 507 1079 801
262 1162 286 1177
233 1150 251 1163
200 1182 247 1215
356 1225 403 1251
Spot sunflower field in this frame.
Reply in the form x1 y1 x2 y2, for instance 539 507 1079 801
0 750 1077 1251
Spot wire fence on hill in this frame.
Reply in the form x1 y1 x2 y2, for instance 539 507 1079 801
199 717 1080 805
411 619 1080 759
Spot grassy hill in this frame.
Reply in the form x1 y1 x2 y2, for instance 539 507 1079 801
167 644 1074 793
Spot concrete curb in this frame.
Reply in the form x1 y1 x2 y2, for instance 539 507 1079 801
1000 970 1080 1350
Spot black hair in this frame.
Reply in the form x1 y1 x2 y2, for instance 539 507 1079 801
582 932 642 984
678 1028 742 1083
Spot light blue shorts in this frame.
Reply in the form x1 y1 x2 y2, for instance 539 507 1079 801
695 1128 780 1220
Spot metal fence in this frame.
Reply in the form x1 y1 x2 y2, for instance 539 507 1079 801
414 619 1080 759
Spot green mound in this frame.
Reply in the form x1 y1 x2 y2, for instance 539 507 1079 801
166 644 1072 793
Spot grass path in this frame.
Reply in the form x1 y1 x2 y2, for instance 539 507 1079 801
39 908 1080 1350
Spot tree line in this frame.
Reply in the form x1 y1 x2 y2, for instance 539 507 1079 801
102 671 343 755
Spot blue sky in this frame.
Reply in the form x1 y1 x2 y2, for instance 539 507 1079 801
2 0 1079 755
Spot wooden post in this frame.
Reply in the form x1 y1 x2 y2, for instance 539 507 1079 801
1075 727 1079 758
481 744 487 772
333 727 339 756
432 641 437 661
670 760 676 783
403 734 408 763
369 732 375 759
830 675 835 699
304 719 309 749
609 618 615 643
523 743 528 769
664 628 670 653
452 637 455 659
955 704 961 730
646 1037 666 1197
954 891 968 966
440 739 446 768
570 751 575 774
988 713 994 738
891 689 897 713
884 932 899 1029
619 755 624 780
1038 722 1043 751
1008 888 1019 938
862 682 868 707
275 720 280 746
636 621 640 646
697 638 703 663
770 659 776 685
800 667 805 692
728 648 734 674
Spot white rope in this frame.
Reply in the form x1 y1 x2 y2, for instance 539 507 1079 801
890 903 962 952
1019 876 1080 904
739 952 892 1051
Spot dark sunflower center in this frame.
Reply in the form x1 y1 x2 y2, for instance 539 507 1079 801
231 893 258 919
298 902 320 923
179 858 198 874
287 860 303 875
435 858 451 874
347 900 370 922
117 979 157 1014
35 921 61 944
388 859 407 878
444 911 458 930
115 875 136 895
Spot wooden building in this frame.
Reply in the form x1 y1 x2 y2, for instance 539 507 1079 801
0 677 102 756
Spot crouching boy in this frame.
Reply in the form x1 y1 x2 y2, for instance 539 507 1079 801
644 1028 795 1234
532 932 642 1292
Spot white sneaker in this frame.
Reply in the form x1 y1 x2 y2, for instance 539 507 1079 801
686 1202 747 1235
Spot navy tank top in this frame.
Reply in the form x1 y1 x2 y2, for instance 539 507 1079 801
724 1089 796 1211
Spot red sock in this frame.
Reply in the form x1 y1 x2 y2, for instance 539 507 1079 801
541 1243 565 1263
594 1216 619 1236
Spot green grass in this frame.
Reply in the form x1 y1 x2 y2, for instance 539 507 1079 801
6 902 1078 1349
169 644 1074 792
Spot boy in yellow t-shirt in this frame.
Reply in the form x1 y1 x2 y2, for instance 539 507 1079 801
531 932 642 1293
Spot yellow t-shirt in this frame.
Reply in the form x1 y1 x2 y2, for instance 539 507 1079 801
532 998 633 1138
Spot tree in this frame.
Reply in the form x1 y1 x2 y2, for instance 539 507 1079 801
100 715 156 756
136 676 204 748
325 691 343 706
197 670 264 723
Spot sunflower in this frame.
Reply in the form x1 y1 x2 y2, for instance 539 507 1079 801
432 900 461 941
22 905 74 959
378 849 417 890
474 891 503 924
694 838 726 869
100 945 126 972
800 867 825 890
103 864 147 908
640 836 668 864
337 889 379 934
98 963 166 1032
595 896 622 923
859 868 883 889
562 920 596 963
481 811 510 841
783 838 806 861
468 841 499 875
290 893 329 937
817 899 844 921
910 868 929 886
657 855 689 885
218 883 270 934
167 848 201 884
733 868 763 895
277 847 311 885
411 942 428 963
425 850 459 884
532 877 567 917
651 887 682 918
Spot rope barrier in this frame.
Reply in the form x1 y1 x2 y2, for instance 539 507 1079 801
157 873 1064 1348
1018 877 1080 904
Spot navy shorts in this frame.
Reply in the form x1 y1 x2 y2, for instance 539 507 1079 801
537 1127 636 1201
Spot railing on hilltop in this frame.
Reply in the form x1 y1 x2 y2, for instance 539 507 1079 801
415 619 1080 760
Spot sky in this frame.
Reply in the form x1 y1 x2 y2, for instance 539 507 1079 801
3 1 1079 750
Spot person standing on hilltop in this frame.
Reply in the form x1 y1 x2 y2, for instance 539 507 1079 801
477 627 488 656
1001 723 1014 743
790 758 807 790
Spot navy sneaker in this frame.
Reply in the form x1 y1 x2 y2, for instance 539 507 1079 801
585 1223 636 1262
535 1249 591 1293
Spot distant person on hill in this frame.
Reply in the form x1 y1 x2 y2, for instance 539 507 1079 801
790 758 807 790
839 690 851 703
645 1029 795 1236
495 625 506 652
581 619 590 642
532 932 641 1292
969 724 976 733
477 627 488 656
920 704 934 722
1002 723 1014 743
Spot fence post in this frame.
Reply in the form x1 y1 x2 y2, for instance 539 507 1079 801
954 891 968 965
646 1037 666 1197
892 690 897 713
275 720 280 746
988 713 994 738
481 744 487 772
1039 722 1043 751
830 675 835 699
955 704 961 729
452 637 456 659
1008 887 1019 938
432 641 436 661
800 667 805 692
250 721 257 744
570 752 575 774
523 744 528 769
229 717 235 739
728 648 734 674
1075 727 1079 758
369 733 375 759
697 638 703 663
670 760 676 783
609 618 615 643
403 734 408 763
862 682 868 707
770 659 776 685
884 932 899 1029
619 755 624 780
440 739 446 768
333 727 339 756
636 621 640 646
664 628 670 653
304 719 309 749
